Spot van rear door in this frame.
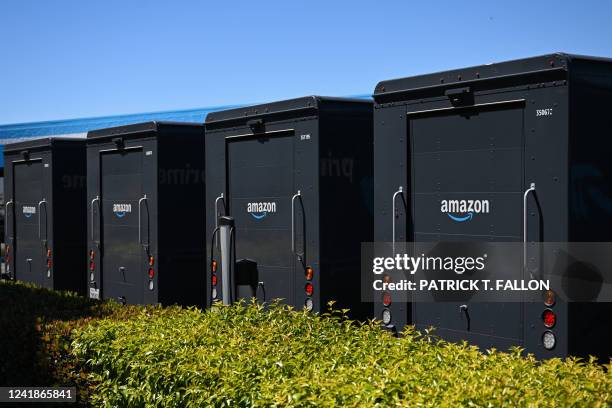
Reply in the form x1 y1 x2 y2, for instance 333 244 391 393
100 148 146 304
226 132 297 304
409 101 526 349
13 159 46 287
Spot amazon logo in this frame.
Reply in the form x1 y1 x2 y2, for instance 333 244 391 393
441 199 489 222
247 201 277 220
22 206 36 218
113 203 132 218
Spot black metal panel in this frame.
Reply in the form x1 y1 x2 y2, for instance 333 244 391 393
565 57 612 360
318 106 374 319
206 96 367 126
13 159 45 286
410 104 524 240
3 138 86 294
373 104 408 328
227 133 296 303
374 53 612 359
374 53 571 103
156 126 206 307
86 122 206 306
205 97 373 318
409 102 525 350
99 148 145 305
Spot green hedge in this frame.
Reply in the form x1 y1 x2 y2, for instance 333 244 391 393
0 281 151 406
2 281 612 407
0 281 94 385
73 300 612 407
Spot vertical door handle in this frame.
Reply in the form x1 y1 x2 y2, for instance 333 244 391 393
392 186 405 253
90 196 100 242
291 190 302 255
138 194 148 247
5 200 14 241
214 193 225 247
459 304 470 331
257 281 266 303
37 199 47 242
523 183 536 279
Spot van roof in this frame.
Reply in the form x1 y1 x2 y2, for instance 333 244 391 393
373 53 612 103
3 136 85 152
87 121 203 139
205 95 372 126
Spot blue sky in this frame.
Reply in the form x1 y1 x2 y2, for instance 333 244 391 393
1 0 611 125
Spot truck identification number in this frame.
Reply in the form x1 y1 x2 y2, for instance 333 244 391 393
536 108 553 117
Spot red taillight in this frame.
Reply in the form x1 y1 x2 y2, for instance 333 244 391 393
542 309 556 328
211 260 217 273
211 274 217 286
47 259 52 269
149 256 154 266
382 292 392 307
148 268 155 279
305 283 314 296
89 260 95 271
305 266 313 281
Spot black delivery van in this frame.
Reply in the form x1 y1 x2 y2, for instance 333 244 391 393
86 122 206 306
205 96 373 318
373 53 612 359
4 138 86 294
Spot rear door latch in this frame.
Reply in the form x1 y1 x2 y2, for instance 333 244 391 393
459 304 471 331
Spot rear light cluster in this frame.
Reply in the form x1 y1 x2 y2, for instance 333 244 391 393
304 266 314 311
542 290 556 350
89 250 95 281
148 256 155 291
381 274 392 325
46 248 52 278
211 259 218 300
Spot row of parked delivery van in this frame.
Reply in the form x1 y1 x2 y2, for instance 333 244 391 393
4 53 612 360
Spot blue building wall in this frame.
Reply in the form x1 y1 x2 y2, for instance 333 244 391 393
0 105 236 168
0 95 371 169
